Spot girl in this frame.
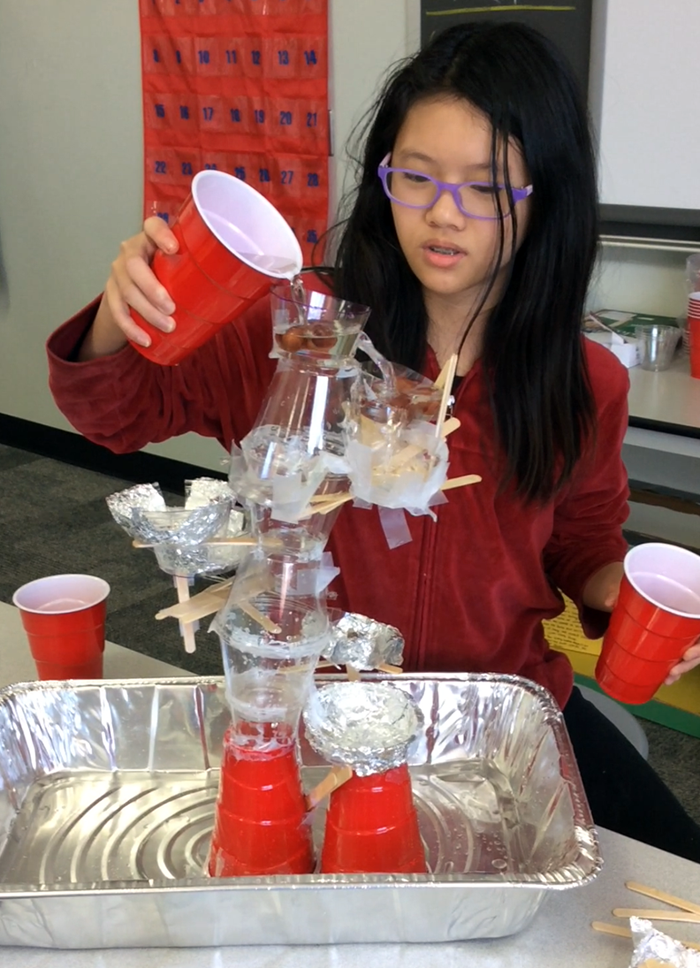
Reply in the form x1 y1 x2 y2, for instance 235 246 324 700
48 22 700 858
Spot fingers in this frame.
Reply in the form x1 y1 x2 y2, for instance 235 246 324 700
664 644 700 685
102 223 179 345
143 215 179 255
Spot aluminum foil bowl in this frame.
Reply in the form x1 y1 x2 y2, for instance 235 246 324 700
303 680 422 776
324 612 404 671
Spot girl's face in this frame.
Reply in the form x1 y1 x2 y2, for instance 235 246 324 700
388 96 531 316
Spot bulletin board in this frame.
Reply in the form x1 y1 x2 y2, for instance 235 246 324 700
138 0 329 264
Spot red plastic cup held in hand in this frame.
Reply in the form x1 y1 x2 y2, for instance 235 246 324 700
12 574 110 680
321 764 427 874
131 170 303 366
208 727 314 877
595 543 700 704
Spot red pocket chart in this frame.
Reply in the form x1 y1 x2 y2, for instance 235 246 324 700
140 0 329 264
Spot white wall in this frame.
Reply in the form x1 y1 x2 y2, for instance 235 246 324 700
0 0 691 472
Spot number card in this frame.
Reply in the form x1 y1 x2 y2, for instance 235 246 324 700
139 0 329 263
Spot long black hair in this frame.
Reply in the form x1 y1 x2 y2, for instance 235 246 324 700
329 21 599 504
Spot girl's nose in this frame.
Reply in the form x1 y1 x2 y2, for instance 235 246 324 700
425 186 467 229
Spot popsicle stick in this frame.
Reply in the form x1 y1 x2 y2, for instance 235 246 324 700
304 493 355 516
310 491 352 504
591 921 700 952
133 536 257 549
440 416 461 438
612 908 700 924
174 576 197 654
386 444 423 470
441 474 482 491
377 663 403 675
434 354 457 390
625 881 700 917
305 766 353 810
346 664 361 682
156 580 233 621
237 599 282 635
434 353 458 438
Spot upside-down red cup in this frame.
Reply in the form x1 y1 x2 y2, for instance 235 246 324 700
689 317 700 379
595 543 700 704
131 170 303 366
12 574 110 680
320 764 427 874
208 728 314 877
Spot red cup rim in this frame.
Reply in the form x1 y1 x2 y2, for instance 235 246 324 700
13 574 110 614
191 170 302 280
624 543 700 620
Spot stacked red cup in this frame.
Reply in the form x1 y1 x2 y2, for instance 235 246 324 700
687 292 700 379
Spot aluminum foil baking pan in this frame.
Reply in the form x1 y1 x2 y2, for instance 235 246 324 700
0 674 601 948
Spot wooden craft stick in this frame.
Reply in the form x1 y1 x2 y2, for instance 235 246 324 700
440 416 461 438
134 536 257 549
591 921 700 952
304 493 355 516
612 908 700 924
237 600 282 635
174 575 197 654
625 881 700 917
310 491 352 504
377 663 403 675
305 766 353 810
441 474 482 491
386 444 423 470
434 353 458 438
434 354 457 390
156 579 233 622
346 664 361 682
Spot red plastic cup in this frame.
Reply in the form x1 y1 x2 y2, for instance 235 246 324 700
595 543 700 704
689 317 700 379
208 726 314 877
12 574 110 680
320 764 427 874
131 170 303 366
687 292 700 318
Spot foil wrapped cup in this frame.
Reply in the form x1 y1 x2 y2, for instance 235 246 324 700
106 479 248 577
324 612 404 671
302 680 422 776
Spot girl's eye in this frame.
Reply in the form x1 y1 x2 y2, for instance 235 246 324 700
401 171 431 184
469 183 502 196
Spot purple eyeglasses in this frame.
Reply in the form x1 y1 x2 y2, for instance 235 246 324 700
377 153 533 221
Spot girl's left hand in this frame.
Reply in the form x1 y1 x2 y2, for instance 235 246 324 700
665 643 700 686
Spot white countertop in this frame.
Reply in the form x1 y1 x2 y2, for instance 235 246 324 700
1 603 700 965
627 354 700 432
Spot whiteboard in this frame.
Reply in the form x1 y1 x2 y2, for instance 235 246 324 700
591 0 700 212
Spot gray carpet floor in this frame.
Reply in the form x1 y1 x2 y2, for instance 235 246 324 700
1 442 699 823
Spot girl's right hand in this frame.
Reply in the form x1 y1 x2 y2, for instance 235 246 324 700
82 217 179 359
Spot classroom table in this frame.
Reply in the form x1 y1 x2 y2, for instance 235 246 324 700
1 602 699 966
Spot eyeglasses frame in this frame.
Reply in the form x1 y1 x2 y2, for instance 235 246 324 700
377 153 533 221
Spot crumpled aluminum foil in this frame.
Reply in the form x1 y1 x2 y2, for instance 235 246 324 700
630 917 700 967
105 483 165 537
323 612 404 671
302 680 422 776
106 479 248 577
